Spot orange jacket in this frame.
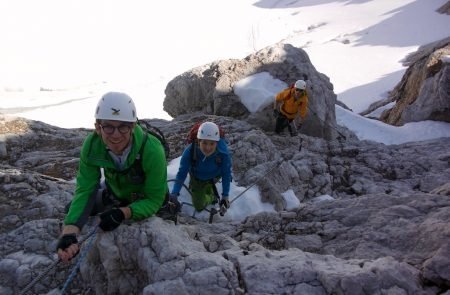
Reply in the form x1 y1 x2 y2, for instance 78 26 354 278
275 88 308 120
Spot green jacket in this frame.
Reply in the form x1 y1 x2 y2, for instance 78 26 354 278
64 125 167 226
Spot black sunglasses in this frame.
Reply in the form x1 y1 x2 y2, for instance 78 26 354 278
295 88 304 92
99 124 132 135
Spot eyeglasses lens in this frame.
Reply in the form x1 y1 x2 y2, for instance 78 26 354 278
101 124 131 134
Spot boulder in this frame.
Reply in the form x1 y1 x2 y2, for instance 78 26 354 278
164 43 338 139
378 37 450 125
437 0 450 14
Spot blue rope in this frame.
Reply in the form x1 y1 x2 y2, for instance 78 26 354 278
60 226 98 294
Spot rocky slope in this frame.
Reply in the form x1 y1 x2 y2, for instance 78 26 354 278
363 37 450 125
1 42 450 294
1 113 449 294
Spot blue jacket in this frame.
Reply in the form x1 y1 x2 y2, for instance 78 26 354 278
172 138 232 197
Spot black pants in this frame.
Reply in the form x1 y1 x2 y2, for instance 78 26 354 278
66 186 172 228
275 113 294 135
65 186 126 230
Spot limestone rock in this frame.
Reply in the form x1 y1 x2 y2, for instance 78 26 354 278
437 1 450 14
163 43 338 140
377 37 450 125
2 114 449 293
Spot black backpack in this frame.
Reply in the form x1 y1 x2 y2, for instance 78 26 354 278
138 119 170 159
117 120 169 184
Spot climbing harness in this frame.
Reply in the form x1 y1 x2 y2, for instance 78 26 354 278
19 225 99 295
168 158 284 223
167 179 221 224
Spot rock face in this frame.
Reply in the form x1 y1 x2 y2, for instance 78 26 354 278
1 114 450 294
163 43 338 140
437 0 450 14
376 37 450 125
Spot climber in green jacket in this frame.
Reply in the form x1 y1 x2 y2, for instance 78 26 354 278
56 92 167 263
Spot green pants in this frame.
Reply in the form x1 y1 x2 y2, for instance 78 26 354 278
189 177 219 211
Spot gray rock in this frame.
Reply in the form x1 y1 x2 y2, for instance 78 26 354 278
163 43 338 140
1 44 450 294
376 37 450 125
422 242 450 289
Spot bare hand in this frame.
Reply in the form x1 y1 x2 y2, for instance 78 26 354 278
56 234 80 263
57 244 80 263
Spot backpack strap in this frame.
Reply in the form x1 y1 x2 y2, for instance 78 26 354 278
116 132 148 184
189 141 198 178
137 119 170 158
135 132 148 161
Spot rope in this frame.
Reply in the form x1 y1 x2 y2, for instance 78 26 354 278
307 105 347 140
19 225 99 295
230 158 284 205
19 258 60 295
167 178 195 214
167 179 194 200
169 178 224 222
60 225 98 294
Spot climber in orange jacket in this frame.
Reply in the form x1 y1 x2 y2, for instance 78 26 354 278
273 79 309 136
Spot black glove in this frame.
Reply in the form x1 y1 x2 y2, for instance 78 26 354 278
168 193 181 213
272 109 279 118
219 198 230 216
99 208 125 231
56 233 78 251
169 193 179 203
220 198 230 209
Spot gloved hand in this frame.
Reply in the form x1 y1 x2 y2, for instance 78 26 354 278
56 233 78 252
272 109 279 118
99 208 125 231
169 193 179 203
168 193 181 213
219 198 230 216
219 198 230 209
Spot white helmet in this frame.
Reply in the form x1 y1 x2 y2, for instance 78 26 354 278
197 122 220 141
95 92 137 122
294 80 307 90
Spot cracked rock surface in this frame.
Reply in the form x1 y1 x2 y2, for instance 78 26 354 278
1 115 449 294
